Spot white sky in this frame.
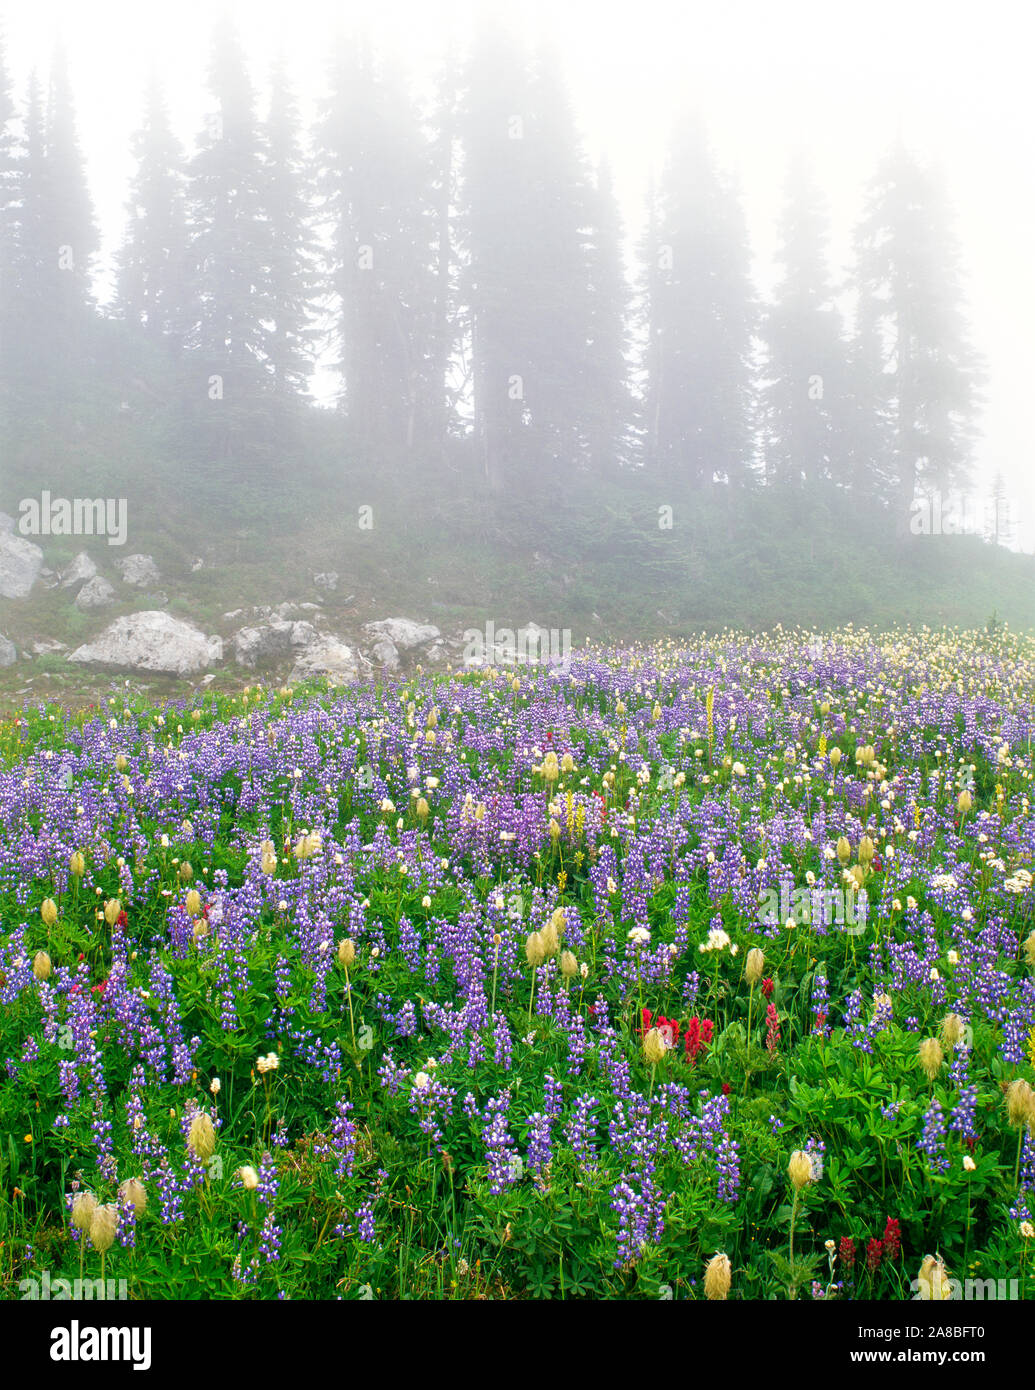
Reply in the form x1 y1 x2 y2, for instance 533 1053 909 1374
2 0 1033 548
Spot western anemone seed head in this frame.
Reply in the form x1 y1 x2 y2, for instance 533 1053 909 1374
704 1251 732 1301
820 700 831 716
542 751 559 784
188 1112 216 1164
745 947 764 985
919 1037 944 1081
115 753 128 772
548 817 561 842
917 1254 953 1301
561 752 575 773
858 835 875 866
848 865 865 891
560 950 578 979
192 919 208 943
33 950 52 981
41 898 58 927
118 1178 147 1216
539 919 560 958
957 789 973 814
69 851 85 878
260 848 277 875
415 797 430 822
836 836 852 865
89 1203 118 1254
337 938 356 969
179 861 193 883
71 1191 97 1232
103 898 122 927
940 1013 966 1049
788 1150 813 1192
525 932 546 968
550 907 566 936
643 1027 667 1066
1005 1078 1035 1128
829 747 842 768
238 1165 259 1190
185 888 202 917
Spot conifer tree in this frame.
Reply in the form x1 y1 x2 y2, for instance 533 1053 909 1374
853 143 983 517
114 74 190 349
642 115 756 487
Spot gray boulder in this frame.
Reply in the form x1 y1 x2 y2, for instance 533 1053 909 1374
233 619 320 668
233 621 293 668
60 552 98 590
0 634 16 667
69 611 223 677
362 617 440 651
289 637 365 686
74 576 116 610
0 530 44 598
370 638 400 671
115 554 161 588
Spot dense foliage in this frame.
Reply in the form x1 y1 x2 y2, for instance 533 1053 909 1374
2 626 1034 1299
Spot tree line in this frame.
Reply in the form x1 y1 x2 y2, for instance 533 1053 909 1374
0 18 984 516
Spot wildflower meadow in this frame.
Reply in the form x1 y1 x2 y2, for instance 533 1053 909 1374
2 625 1035 1303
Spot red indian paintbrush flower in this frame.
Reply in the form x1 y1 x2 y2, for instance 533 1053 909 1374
765 1003 780 1055
684 1016 714 1065
839 1236 856 1268
866 1238 883 1274
882 1217 901 1260
655 1015 680 1048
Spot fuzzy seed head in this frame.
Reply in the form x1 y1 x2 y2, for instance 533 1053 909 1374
33 950 52 981
539 919 560 958
940 1013 966 1049
643 1027 667 1066
1005 1078 1035 1128
917 1254 953 1300
525 931 546 968
89 1202 118 1254
919 1037 944 1081
71 1191 97 1232
788 1150 813 1191
745 947 764 985
703 1251 731 1300
188 1112 216 1163
118 1178 147 1216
